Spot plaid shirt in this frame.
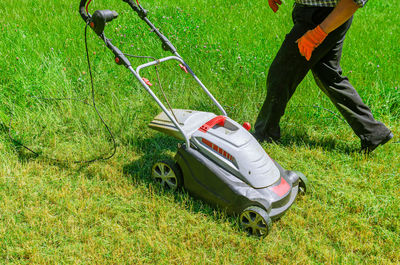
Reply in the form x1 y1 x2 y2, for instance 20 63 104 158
295 0 367 7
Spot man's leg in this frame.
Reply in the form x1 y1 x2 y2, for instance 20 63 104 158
254 5 345 141
253 7 314 141
311 34 392 151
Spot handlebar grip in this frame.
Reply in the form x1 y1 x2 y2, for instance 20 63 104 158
79 0 89 21
91 10 119 35
199 116 227 133
98 10 119 23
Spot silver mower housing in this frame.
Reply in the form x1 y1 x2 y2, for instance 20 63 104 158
150 110 304 220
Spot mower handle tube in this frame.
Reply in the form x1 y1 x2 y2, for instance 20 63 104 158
178 53 228 117
79 0 226 116
123 0 140 12
123 0 177 54
136 56 227 117
78 0 190 148
78 1 225 147
122 1 227 116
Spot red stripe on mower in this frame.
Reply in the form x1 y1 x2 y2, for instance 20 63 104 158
202 138 213 148
201 138 234 162
270 178 290 197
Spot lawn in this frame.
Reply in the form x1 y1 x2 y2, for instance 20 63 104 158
0 0 399 264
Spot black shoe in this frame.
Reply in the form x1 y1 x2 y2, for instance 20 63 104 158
361 132 393 154
251 131 280 144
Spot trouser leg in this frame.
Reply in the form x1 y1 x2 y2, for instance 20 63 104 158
311 33 391 145
254 5 352 140
253 16 311 140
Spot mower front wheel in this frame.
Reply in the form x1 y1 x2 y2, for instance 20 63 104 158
151 160 183 191
239 206 272 237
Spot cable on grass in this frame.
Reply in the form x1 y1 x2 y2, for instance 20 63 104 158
294 104 345 122
293 106 399 146
7 21 181 164
206 102 346 123
8 22 118 164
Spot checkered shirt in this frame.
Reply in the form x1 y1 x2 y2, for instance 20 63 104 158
295 0 367 7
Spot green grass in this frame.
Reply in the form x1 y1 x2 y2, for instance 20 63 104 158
0 0 399 263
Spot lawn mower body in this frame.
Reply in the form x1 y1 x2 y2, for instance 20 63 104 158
78 0 307 235
150 109 302 220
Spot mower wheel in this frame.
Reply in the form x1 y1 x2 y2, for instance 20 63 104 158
294 171 308 194
151 160 183 191
239 206 271 237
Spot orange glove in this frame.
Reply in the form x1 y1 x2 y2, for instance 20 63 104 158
297 25 328 61
268 0 282 13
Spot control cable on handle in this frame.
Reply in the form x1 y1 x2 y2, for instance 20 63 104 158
86 0 92 14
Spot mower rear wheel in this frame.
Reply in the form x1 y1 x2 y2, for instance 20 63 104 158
294 171 308 194
239 206 271 237
151 160 183 191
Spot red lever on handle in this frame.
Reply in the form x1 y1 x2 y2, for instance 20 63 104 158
199 116 226 133
142 77 153 86
179 64 188 73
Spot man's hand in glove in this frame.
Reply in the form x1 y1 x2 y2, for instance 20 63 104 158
296 0 360 61
296 25 327 61
268 0 282 13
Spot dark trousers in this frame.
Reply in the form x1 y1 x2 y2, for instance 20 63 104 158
254 4 390 145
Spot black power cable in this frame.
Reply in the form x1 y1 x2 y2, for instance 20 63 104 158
294 104 345 122
82 21 117 162
8 22 117 164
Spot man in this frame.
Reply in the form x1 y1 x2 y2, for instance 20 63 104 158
253 0 393 153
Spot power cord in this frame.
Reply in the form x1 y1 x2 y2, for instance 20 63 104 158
294 104 345 122
293 105 399 145
8 18 398 160
7 21 183 163
8 22 117 163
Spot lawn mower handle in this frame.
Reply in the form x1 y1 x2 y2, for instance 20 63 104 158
78 0 228 149
79 0 89 21
79 0 176 54
122 0 141 13
78 0 193 149
79 0 142 21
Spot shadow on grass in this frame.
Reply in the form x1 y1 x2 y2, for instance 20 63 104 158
122 134 239 229
121 125 359 235
278 124 358 154
1 121 108 170
0 122 41 163
0 122 8 134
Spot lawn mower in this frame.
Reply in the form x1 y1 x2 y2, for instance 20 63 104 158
79 0 308 236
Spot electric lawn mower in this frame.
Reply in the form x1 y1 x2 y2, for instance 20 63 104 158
79 0 308 236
